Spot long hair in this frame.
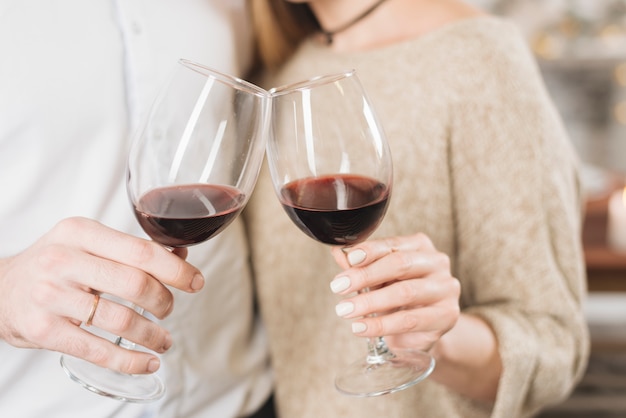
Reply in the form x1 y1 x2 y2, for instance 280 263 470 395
250 0 320 73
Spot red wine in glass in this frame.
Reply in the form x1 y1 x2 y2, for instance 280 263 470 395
279 174 389 246
268 69 434 397
61 59 269 403
133 184 245 247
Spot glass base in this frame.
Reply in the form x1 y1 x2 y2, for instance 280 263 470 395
60 355 165 403
335 349 435 397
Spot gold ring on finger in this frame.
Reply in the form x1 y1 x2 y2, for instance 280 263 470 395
85 293 100 327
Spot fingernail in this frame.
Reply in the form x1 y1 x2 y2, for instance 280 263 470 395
330 276 351 293
335 301 355 317
191 274 204 291
352 322 367 333
147 358 160 373
347 249 366 266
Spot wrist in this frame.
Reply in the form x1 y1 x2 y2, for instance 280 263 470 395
428 313 502 402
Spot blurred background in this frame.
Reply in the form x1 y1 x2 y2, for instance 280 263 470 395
474 0 626 173
469 1 626 416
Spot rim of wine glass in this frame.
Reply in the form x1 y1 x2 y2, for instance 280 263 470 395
179 58 269 98
269 69 356 97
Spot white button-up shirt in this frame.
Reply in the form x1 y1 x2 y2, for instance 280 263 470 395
0 1 271 417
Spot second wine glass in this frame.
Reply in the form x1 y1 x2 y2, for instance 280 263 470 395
267 70 435 397
60 59 269 402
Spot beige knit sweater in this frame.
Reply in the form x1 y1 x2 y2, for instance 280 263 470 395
244 16 589 418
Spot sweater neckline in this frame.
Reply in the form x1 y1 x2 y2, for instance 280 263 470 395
302 15 506 58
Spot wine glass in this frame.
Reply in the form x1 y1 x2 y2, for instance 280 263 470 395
60 59 269 402
267 70 435 397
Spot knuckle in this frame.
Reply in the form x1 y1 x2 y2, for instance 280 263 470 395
448 277 461 298
117 356 137 374
107 305 136 334
421 332 441 349
366 317 386 336
383 236 402 251
446 301 461 324
358 292 376 314
397 281 420 306
398 311 420 333
123 270 151 299
164 258 187 288
58 332 118 372
434 301 460 333
394 251 415 275
51 217 90 238
111 350 150 374
35 244 71 274
434 252 451 269
85 344 111 368
30 280 59 306
127 239 157 265
412 232 431 248
153 291 173 319
346 265 371 292
174 261 189 285
142 324 164 350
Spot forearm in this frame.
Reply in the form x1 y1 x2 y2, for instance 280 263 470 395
429 312 502 403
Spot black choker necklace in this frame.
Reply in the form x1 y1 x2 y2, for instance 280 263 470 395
319 0 389 45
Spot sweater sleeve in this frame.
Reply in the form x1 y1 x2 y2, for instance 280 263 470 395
448 27 590 417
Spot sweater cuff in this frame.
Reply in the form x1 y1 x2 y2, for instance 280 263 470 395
464 305 540 418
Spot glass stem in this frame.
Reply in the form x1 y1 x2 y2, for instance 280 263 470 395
359 287 393 365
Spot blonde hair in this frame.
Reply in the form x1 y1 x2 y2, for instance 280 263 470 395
250 0 319 72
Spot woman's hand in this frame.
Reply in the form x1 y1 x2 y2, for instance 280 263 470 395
330 232 461 354
0 217 204 374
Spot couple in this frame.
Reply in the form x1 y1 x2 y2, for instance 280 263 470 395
0 0 589 417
